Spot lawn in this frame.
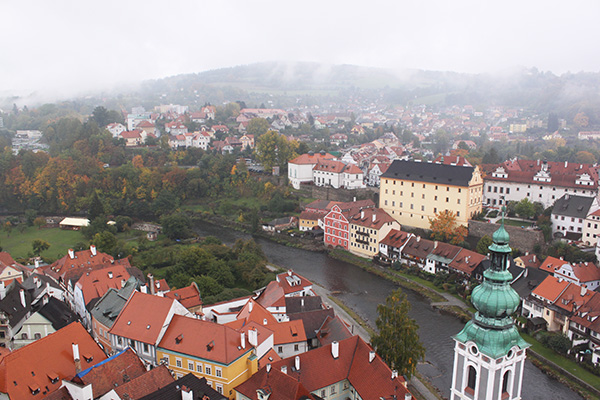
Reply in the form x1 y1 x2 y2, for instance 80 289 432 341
504 218 534 228
0 226 83 260
522 333 600 390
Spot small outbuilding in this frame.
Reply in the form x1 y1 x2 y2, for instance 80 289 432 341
59 217 90 230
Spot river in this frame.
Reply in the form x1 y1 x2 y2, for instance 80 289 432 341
193 221 583 400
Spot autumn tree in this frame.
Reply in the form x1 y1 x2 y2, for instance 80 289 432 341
33 217 46 229
574 112 589 128
429 210 467 245
31 239 50 256
371 289 425 379
575 151 595 164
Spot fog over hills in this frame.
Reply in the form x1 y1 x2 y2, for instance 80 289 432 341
5 62 600 123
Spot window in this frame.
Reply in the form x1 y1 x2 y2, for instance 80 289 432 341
143 343 150 354
21 333 28 340
502 370 511 396
421 205 425 211
205 365 212 375
176 358 182 368
331 385 336 395
216 384 223 394
215 367 222 377
278 346 283 353
34 333 42 340
446 197 449 202
467 366 477 392
294 344 299 351
196 363 202 373
188 362 194 370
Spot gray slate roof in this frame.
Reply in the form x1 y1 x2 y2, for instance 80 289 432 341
90 276 137 329
38 297 78 330
381 160 475 187
139 374 226 400
552 194 595 219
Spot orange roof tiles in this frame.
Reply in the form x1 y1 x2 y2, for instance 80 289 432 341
289 152 336 165
234 367 317 400
164 283 202 309
448 249 487 275
159 315 251 365
532 275 570 303
567 262 600 284
44 249 131 285
275 271 313 295
539 256 566 274
115 364 174 399
255 281 286 309
348 207 396 230
109 291 177 345
76 265 131 306
380 229 412 248
270 336 409 399
0 322 107 400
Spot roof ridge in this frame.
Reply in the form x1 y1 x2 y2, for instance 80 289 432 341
345 335 360 380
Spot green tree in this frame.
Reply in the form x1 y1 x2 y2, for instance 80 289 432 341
514 198 535 219
91 106 110 127
371 289 425 379
91 231 117 254
246 118 270 138
32 239 50 256
24 209 38 226
33 217 46 230
152 190 180 217
88 191 105 220
254 130 297 172
161 213 192 240
476 235 493 255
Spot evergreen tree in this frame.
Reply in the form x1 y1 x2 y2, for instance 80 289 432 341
88 191 105 220
371 289 425 379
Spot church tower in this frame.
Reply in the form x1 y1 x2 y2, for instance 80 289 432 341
450 209 530 400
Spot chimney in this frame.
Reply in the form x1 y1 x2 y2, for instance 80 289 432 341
249 301 253 312
34 259 40 269
248 329 258 346
181 386 193 400
369 351 376 363
90 245 97 256
287 269 293 276
241 332 246 349
353 197 356 202
148 274 155 295
525 251 529 256
141 285 147 294
565 161 568 168
416 236 421 242
68 249 75 259
405 394 412 400
72 343 81 373
0 282 5 301
19 289 26 308
301 298 304 307
108 271 113 279
263 318 268 325
434 241 438 249
581 286 588 296
281 365 287 374
295 355 300 371
372 213 376 223
331 341 339 359
392 370 398 379
361 210 365 219
266 364 272 373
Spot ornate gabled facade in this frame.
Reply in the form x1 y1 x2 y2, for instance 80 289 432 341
451 210 529 400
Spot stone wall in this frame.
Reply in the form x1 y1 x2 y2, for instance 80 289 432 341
468 220 545 253
296 185 378 204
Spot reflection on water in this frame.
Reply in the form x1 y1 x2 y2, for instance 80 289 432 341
194 221 582 400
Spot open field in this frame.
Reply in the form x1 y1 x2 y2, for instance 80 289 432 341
0 226 83 260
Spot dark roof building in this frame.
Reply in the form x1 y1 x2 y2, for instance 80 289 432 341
140 373 226 400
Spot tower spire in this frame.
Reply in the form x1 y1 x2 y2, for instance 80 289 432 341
450 208 529 400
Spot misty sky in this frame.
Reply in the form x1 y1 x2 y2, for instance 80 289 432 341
2 0 599 99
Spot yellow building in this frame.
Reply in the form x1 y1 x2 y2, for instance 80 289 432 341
379 160 483 229
348 208 400 258
157 315 258 399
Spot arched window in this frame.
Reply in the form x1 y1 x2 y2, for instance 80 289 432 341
502 370 511 396
466 366 477 393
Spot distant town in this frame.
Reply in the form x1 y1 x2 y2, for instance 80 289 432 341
0 76 599 400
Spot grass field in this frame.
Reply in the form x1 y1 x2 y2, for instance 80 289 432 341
0 226 84 260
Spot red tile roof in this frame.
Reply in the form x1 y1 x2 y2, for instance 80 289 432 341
115 364 174 399
73 348 146 396
348 207 396 230
0 322 107 400
532 275 570 303
515 253 542 269
289 153 336 165
234 367 317 400
566 262 600 284
44 249 131 285
539 256 567 274
275 271 313 295
258 348 282 369
270 336 409 399
76 265 132 306
313 159 347 173
380 229 412 248
448 249 487 275
158 315 251 365
109 291 177 345
164 283 202 309
255 281 286 309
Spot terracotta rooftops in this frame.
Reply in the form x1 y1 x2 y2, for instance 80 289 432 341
380 229 412 248
158 315 251 365
115 364 175 400
76 265 132 306
289 152 336 165
0 322 106 400
270 335 410 399
348 207 395 230
164 283 202 309
539 256 567 274
275 270 313 295
109 291 178 345
532 275 570 303
234 367 317 400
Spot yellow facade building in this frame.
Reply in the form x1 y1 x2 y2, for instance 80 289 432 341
348 208 400 258
157 315 258 399
379 160 483 229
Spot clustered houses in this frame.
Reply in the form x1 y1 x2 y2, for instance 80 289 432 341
380 159 483 230
288 151 337 189
379 229 488 280
482 159 600 208
0 237 412 400
551 194 600 241
313 159 365 189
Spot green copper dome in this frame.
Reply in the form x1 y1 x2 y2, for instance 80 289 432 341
453 206 530 358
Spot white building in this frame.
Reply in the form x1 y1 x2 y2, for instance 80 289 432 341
551 194 599 240
288 152 336 190
484 159 599 209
